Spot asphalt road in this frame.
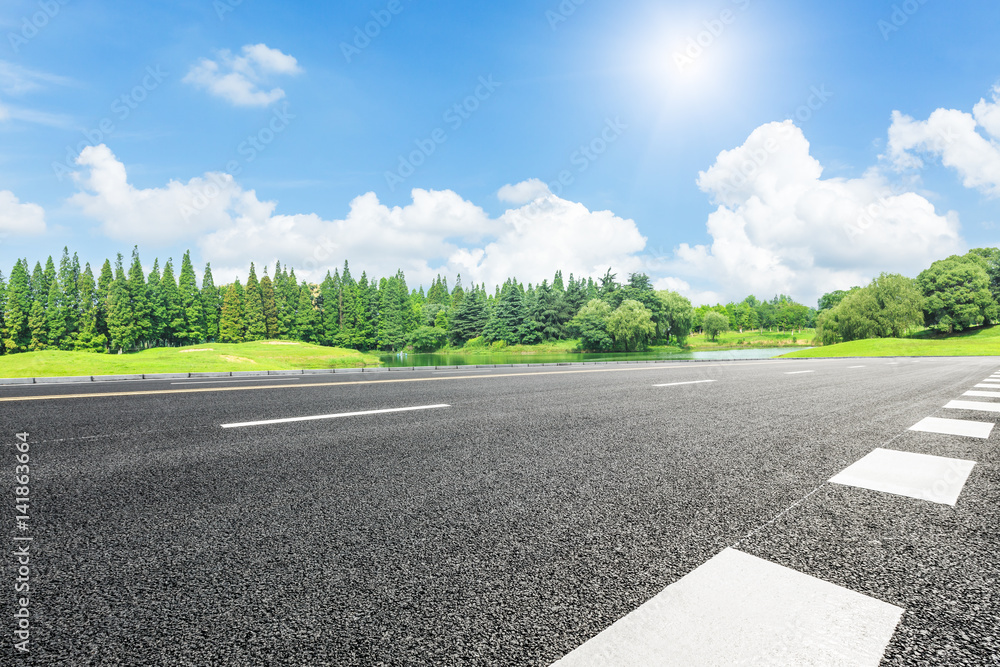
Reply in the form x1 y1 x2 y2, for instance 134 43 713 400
2 357 999 665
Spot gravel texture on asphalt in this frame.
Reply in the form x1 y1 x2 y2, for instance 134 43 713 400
2 357 998 665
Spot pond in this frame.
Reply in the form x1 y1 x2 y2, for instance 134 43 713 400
378 347 814 367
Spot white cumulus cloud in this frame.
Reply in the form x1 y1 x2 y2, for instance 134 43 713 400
0 189 46 236
68 153 648 289
69 144 264 245
497 178 551 205
886 84 1000 196
655 121 962 306
184 44 302 107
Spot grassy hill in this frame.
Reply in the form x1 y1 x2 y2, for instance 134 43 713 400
781 325 1000 358
0 342 382 378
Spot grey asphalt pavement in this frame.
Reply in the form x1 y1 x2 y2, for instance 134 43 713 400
2 357 998 665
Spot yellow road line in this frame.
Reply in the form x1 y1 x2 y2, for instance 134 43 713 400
0 360 791 402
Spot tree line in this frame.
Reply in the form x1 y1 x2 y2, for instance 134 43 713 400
0 245 848 357
0 248 688 354
815 248 1000 344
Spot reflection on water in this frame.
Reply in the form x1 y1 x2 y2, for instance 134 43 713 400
378 347 812 367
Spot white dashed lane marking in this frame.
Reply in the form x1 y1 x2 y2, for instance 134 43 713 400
829 448 976 507
945 400 1000 414
653 380 717 388
551 548 903 667
908 417 994 439
784 371 815 375
964 390 1000 398
221 404 451 429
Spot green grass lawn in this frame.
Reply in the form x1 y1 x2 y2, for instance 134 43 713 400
685 329 814 351
0 341 382 378
781 325 1000 358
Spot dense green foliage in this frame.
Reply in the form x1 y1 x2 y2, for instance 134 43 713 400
815 248 1000 344
815 273 924 344
3 243 995 355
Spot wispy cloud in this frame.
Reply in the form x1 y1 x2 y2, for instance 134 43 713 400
0 61 73 96
184 43 303 107
0 60 74 128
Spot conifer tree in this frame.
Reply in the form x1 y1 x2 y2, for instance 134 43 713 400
96 259 114 342
160 259 182 345
28 298 47 351
260 269 278 338
244 263 266 341
3 260 31 353
128 248 151 347
0 271 6 354
146 260 165 344
357 272 378 350
483 279 525 345
294 282 316 342
46 277 67 349
76 264 106 352
178 251 205 343
58 248 81 342
201 263 220 341
218 281 245 343
449 285 488 345
30 261 44 304
106 254 135 353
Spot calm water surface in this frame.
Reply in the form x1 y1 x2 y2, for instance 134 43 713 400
379 347 813 367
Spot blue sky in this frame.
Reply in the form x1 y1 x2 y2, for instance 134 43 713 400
1 0 999 306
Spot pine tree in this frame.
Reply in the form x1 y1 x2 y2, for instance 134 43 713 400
128 248 151 347
147 260 165 344
377 271 411 351
201 263 220 341
483 279 525 345
451 275 466 310
317 271 337 345
218 281 245 343
357 272 378 351
58 248 81 344
0 271 6 354
30 261 44 305
28 299 47 351
260 269 278 339
294 282 316 342
46 277 67 349
244 263 266 341
75 264 106 352
334 262 358 348
41 257 56 302
96 259 114 343
178 251 205 343
160 260 182 345
449 285 488 345
3 260 31 353
106 254 135 353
